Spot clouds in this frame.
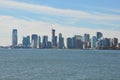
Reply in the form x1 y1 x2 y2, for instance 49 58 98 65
0 0 120 21
0 0 120 45
0 0 120 30
0 15 120 46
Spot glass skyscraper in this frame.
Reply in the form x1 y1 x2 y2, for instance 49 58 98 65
97 32 103 40
91 36 97 49
58 33 64 49
22 36 30 47
52 29 57 48
42 35 48 48
12 29 18 47
31 34 38 48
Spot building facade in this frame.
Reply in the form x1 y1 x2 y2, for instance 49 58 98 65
52 29 57 48
67 37 73 49
12 29 18 47
42 35 48 48
97 32 103 41
31 34 38 48
58 33 64 49
91 36 97 49
22 36 30 48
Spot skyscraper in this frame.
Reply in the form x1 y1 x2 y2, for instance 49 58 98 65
112 38 118 47
12 29 18 47
52 29 57 48
72 35 83 49
83 34 90 49
46 41 52 48
22 36 30 48
58 33 64 49
97 32 103 40
84 34 90 42
31 34 38 48
91 36 97 49
67 37 73 49
38 36 41 48
42 35 48 48
102 38 110 47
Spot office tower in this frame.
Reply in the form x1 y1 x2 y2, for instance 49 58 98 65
72 35 83 49
83 34 90 49
67 37 73 49
96 39 103 49
12 29 18 47
102 38 110 47
52 29 57 48
22 36 30 48
31 34 38 48
46 41 52 48
38 36 41 48
112 38 118 47
91 36 97 49
84 34 90 42
58 33 64 49
42 35 48 48
97 32 103 40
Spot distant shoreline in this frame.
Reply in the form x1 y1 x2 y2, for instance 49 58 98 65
0 47 120 50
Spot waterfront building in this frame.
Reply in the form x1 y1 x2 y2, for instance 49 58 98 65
112 38 118 47
83 34 91 49
76 39 83 49
84 34 90 42
102 38 110 47
72 35 83 49
58 33 64 49
46 41 52 48
31 34 38 48
22 36 30 48
97 32 103 41
42 35 48 48
38 36 41 48
12 29 18 47
67 37 73 49
96 39 103 49
52 29 57 48
91 36 97 49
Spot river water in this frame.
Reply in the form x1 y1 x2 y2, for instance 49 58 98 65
0 49 120 80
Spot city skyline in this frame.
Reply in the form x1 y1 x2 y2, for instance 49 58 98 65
0 0 120 46
10 28 120 50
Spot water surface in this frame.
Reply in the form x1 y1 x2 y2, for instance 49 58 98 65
0 49 120 80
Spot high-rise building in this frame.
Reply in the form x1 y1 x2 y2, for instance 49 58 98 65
31 34 38 48
67 37 73 49
52 29 57 48
84 34 90 42
42 35 48 48
102 38 110 47
83 34 90 49
72 35 83 49
12 29 18 47
91 36 97 49
58 33 64 49
97 32 103 40
22 36 30 48
76 39 83 49
38 36 41 48
112 38 118 47
46 41 52 48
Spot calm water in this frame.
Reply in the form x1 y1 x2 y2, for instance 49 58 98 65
0 49 120 80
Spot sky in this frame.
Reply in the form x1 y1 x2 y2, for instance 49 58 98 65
0 0 120 46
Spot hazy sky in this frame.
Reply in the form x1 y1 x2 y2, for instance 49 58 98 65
0 0 120 46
